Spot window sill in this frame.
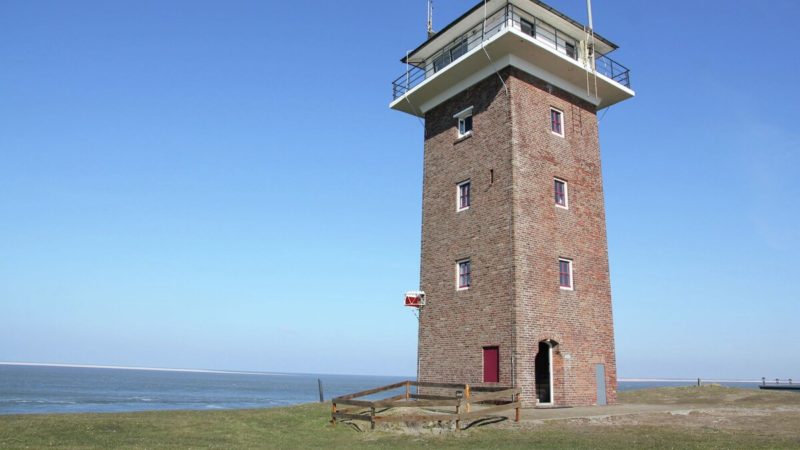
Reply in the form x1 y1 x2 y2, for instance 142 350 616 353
454 132 473 144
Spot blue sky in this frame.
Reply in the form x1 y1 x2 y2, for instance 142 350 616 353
1 0 798 379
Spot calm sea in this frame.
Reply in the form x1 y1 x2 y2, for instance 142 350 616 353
0 364 762 415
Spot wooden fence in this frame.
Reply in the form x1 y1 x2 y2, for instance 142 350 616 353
331 381 521 430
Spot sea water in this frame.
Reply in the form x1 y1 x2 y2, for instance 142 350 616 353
0 364 761 415
0 364 405 415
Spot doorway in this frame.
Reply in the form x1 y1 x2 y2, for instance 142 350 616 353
535 341 553 405
483 346 499 383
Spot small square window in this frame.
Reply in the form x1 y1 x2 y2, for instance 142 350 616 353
457 180 471 211
554 178 568 209
459 115 473 136
565 42 577 59
454 106 474 138
433 52 450 73
450 38 468 62
559 258 573 290
457 259 471 290
521 18 535 37
550 108 564 137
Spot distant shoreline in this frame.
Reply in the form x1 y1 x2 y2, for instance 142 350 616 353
0 362 762 383
620 378 762 383
0 362 289 377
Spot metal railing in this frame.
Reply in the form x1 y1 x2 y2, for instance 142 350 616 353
595 52 631 88
391 3 631 100
392 6 508 100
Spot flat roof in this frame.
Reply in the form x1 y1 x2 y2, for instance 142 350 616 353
401 0 619 63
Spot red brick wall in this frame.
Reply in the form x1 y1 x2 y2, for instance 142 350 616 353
419 70 515 387
418 67 617 407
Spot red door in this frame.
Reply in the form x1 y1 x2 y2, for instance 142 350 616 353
483 346 499 383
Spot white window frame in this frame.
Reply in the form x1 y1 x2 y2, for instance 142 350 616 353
457 179 471 212
550 107 564 138
456 258 471 291
454 106 474 138
554 177 569 210
559 258 574 291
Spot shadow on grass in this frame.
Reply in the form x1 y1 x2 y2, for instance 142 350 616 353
462 416 507 430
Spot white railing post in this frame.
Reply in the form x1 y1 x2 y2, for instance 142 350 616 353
405 51 410 92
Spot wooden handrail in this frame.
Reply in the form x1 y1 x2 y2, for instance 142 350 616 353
332 380 408 401
469 388 520 403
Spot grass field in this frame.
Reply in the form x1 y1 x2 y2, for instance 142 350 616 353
1 386 799 449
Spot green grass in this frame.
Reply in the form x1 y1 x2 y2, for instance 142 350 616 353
619 384 800 406
1 387 799 449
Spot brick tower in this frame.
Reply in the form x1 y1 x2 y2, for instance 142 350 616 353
391 0 634 407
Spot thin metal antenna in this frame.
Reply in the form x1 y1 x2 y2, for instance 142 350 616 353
427 0 435 38
584 0 598 98
586 0 594 30
480 0 508 96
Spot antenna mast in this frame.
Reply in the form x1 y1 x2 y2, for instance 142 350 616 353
586 0 594 30
584 0 598 98
427 0 435 38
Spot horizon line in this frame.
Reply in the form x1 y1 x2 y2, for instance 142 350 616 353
0 361 415 378
619 377 764 383
0 362 766 383
0 362 293 376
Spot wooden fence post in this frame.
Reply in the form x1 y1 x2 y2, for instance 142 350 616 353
455 401 461 431
370 406 376 430
465 384 471 413
405 381 410 400
331 403 337 427
515 392 521 422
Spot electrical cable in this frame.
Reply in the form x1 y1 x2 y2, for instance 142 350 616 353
482 0 509 97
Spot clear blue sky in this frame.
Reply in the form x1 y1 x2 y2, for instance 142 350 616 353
1 0 798 379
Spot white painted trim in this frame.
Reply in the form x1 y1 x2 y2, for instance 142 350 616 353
456 258 471 291
401 28 604 113
458 119 472 138
536 341 555 406
554 177 569 209
559 258 574 291
507 52 599 106
389 25 635 116
550 107 565 138
507 26 634 97
456 179 471 212
455 106 474 138
418 48 600 113
453 106 474 119
419 55 512 113
548 343 554 405
405 30 510 111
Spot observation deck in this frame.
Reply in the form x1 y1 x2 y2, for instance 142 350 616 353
390 0 634 117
